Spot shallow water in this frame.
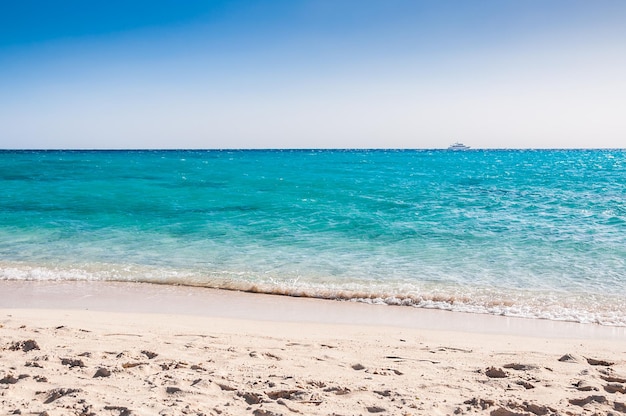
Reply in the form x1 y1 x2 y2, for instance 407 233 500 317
1 149 625 325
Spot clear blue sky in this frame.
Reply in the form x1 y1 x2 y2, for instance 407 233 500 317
1 0 625 149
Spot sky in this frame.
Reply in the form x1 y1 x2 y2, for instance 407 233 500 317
1 0 625 149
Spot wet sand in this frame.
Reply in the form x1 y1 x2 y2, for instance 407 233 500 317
1 281 625 415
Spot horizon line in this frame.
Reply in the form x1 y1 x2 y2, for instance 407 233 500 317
1 147 625 152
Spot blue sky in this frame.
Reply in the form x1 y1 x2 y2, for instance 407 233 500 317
1 0 625 149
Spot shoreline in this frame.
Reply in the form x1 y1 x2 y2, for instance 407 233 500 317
1 280 625 340
2 280 626 415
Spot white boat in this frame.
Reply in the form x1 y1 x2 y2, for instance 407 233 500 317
447 142 470 150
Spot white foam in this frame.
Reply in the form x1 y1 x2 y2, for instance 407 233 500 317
1 260 625 327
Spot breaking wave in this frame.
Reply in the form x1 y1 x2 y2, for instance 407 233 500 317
2 261 624 327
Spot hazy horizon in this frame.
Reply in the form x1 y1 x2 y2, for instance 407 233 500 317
1 147 624 152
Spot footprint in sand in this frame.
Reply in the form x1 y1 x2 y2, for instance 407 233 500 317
8 339 40 352
585 357 614 366
485 367 507 378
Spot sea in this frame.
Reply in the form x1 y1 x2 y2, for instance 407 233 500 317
1 149 625 326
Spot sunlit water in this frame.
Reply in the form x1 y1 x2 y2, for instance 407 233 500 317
1 149 625 325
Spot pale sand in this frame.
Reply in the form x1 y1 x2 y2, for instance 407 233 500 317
1 281 625 416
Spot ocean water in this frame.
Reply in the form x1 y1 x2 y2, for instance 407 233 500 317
1 149 625 326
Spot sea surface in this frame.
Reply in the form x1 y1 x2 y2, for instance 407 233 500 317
1 149 625 325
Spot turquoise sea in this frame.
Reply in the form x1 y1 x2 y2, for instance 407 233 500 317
1 149 625 325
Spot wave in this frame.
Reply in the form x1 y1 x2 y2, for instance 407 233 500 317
2 261 625 327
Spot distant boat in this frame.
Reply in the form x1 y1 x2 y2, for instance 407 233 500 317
447 142 470 150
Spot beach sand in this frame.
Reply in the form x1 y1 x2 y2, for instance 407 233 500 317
1 281 625 416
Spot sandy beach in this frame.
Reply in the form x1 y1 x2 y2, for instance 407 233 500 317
1 281 625 416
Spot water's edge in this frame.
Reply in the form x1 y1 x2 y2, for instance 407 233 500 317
2 279 625 340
